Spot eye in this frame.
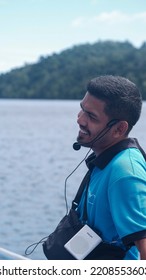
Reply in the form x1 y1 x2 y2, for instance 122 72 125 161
88 113 99 122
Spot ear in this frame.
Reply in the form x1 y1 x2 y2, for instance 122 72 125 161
113 121 129 138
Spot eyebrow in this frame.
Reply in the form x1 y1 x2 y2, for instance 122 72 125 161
80 102 99 120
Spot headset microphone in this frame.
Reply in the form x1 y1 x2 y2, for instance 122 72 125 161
73 119 119 151
73 142 81 151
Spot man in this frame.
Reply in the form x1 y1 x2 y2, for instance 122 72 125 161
75 75 146 259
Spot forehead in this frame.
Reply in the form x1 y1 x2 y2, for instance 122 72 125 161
81 92 106 115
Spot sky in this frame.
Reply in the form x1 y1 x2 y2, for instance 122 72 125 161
0 0 146 74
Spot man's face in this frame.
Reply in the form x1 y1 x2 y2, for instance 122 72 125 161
77 92 111 153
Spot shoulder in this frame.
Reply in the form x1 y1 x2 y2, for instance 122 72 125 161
107 148 146 200
109 148 145 180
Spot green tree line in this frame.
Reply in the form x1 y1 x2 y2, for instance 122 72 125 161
0 40 146 100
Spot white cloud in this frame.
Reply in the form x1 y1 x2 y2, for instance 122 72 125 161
72 17 85 27
94 11 146 23
72 11 146 27
70 10 146 49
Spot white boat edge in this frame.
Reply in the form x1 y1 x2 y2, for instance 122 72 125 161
0 247 30 260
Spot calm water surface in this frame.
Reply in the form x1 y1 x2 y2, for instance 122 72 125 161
0 100 145 259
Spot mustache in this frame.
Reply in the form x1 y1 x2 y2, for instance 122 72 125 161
79 125 90 135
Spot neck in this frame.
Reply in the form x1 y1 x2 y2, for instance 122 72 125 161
92 136 128 157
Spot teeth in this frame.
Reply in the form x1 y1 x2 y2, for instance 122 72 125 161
80 129 88 135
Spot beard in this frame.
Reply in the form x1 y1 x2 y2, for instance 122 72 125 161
76 133 93 148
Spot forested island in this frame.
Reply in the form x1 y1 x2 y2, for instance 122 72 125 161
0 40 146 100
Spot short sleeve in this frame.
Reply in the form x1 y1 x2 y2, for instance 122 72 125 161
108 175 146 245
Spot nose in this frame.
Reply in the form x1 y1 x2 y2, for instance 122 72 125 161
77 110 87 126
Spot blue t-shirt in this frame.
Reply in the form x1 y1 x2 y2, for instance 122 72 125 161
77 139 146 259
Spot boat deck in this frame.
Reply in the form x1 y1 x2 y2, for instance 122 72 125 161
0 247 29 260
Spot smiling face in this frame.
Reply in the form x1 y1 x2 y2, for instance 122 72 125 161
76 92 123 155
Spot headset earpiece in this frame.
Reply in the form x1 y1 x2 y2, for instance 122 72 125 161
107 119 119 128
